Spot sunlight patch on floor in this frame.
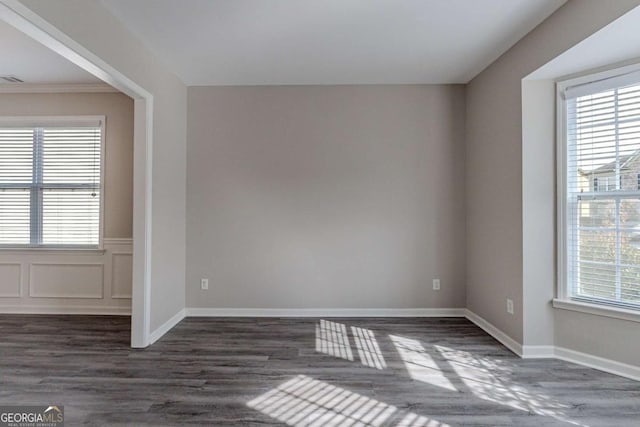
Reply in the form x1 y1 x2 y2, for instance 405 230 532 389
315 320 386 370
247 375 396 426
316 319 354 362
247 375 451 427
396 412 451 427
389 335 457 391
435 345 589 427
351 326 386 369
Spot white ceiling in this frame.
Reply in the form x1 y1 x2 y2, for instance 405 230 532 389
0 20 101 85
101 0 566 86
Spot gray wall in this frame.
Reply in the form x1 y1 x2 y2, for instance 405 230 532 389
466 0 640 347
0 92 133 238
187 85 466 309
555 310 640 366
21 0 188 332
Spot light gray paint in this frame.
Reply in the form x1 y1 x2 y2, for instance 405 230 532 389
521 80 555 346
0 92 133 238
101 0 565 85
19 0 187 332
187 85 466 309
555 310 640 366
466 0 640 347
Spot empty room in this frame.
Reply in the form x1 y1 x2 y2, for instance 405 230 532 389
0 0 639 426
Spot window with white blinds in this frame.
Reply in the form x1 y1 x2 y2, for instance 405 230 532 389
0 117 103 248
560 68 640 310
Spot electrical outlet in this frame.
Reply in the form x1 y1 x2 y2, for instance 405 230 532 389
506 298 514 314
432 278 441 290
201 278 209 290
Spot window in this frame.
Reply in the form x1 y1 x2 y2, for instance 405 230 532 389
558 67 640 311
0 117 104 248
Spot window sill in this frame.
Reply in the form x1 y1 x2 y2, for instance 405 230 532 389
0 247 105 255
552 298 640 323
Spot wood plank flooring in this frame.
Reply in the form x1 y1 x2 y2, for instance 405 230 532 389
0 315 638 426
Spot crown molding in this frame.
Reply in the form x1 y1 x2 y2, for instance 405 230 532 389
0 83 118 93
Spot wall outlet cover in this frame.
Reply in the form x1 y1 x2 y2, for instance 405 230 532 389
506 298 514 314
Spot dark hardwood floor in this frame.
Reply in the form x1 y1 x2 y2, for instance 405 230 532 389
0 315 638 426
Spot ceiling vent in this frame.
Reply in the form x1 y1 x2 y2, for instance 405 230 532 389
0 75 24 83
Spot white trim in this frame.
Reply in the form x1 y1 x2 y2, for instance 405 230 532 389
556 81 569 302
103 238 133 246
558 62 640 100
0 248 105 255
99 117 106 249
131 97 153 348
464 309 523 356
553 298 640 323
0 83 117 93
0 305 130 315
0 115 104 127
0 0 154 349
521 345 555 359
149 308 185 345
185 308 466 318
464 309 640 381
554 346 640 382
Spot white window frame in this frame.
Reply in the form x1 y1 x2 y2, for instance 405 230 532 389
0 115 106 250
556 63 640 322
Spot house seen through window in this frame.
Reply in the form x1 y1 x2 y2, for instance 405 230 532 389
0 118 103 248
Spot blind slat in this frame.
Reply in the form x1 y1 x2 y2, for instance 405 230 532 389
0 123 101 247
566 80 640 309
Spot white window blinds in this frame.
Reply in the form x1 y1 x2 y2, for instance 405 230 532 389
0 118 103 248
563 72 640 309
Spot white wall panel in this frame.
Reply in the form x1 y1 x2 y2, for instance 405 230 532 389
0 238 131 313
111 253 133 299
0 263 21 297
29 263 104 299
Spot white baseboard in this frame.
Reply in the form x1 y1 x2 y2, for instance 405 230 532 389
521 345 555 359
463 309 523 356
149 308 186 345
464 309 640 381
185 307 466 318
554 346 640 382
0 305 131 315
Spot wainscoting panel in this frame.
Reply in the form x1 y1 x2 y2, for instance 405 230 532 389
111 253 133 299
0 238 132 314
29 264 104 298
0 263 21 297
